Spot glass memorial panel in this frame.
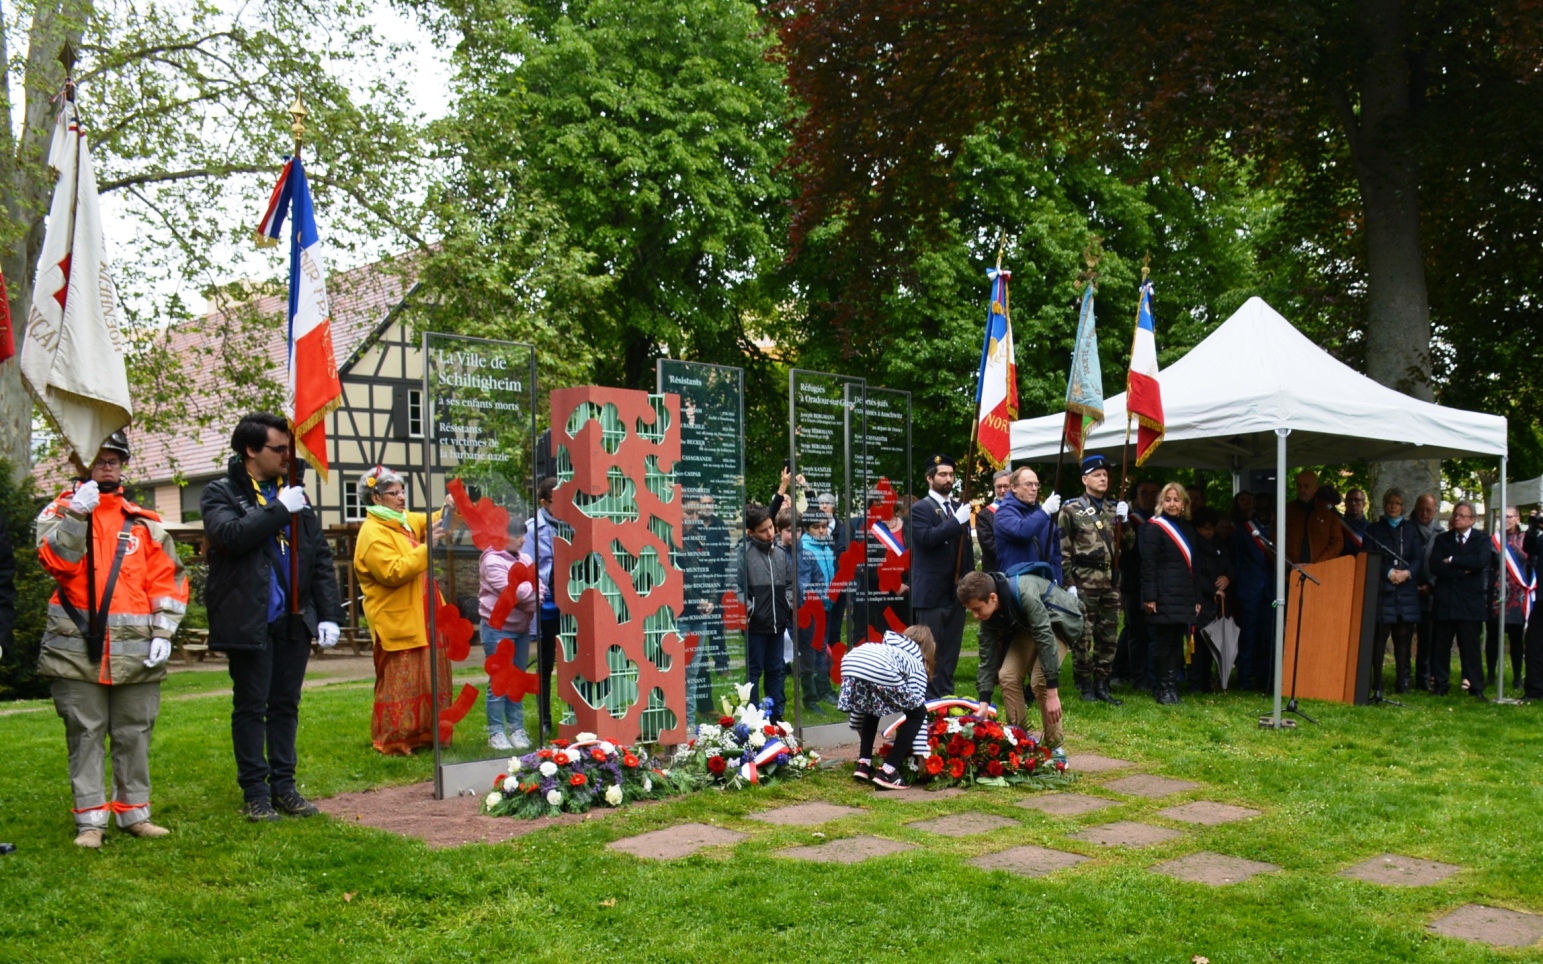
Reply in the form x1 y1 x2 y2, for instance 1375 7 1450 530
423 333 538 796
851 387 913 643
657 360 746 729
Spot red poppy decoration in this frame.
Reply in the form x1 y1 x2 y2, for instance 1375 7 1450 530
797 596 827 652
437 683 480 743
435 600 477 662
719 590 748 633
447 478 512 552
484 637 540 702
488 561 537 632
827 641 847 685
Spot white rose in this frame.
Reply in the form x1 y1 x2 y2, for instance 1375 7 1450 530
508 757 522 773
604 785 624 806
749 731 767 748
484 792 502 809
503 777 518 792
545 789 563 806
539 761 558 777
598 741 616 756
576 732 599 743
642 776 653 792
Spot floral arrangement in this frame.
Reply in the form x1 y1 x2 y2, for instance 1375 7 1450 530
883 700 1076 790
482 734 690 819
672 684 822 789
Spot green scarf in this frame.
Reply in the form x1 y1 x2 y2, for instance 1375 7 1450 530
366 504 409 528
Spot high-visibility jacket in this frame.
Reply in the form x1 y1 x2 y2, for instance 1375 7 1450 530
36 487 188 686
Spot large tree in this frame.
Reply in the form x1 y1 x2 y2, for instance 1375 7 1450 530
1 0 427 474
775 0 1543 497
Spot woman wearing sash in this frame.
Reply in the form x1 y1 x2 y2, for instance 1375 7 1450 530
1139 483 1205 705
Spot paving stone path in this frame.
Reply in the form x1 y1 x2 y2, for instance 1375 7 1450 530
1429 905 1543 948
906 812 1019 837
971 845 1088 878
1339 853 1461 887
1103 774 1201 798
1151 851 1280 885
1071 820 1184 848
1155 801 1261 826
777 835 915 863
606 823 746 860
1017 792 1119 816
748 802 866 826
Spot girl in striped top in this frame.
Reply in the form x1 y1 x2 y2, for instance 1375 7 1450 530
838 625 936 790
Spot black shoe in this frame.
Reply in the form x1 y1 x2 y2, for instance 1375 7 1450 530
273 791 320 817
871 767 911 791
852 761 873 782
1078 682 1097 702
1434 686 1450 697
1395 676 1411 694
243 798 281 823
1094 679 1123 706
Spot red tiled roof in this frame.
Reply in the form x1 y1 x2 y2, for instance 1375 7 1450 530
33 255 416 490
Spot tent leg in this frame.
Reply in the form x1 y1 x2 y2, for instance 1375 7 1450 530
1273 428 1290 728
1498 457 1508 703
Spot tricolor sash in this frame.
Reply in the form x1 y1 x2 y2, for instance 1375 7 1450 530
1151 515 1192 572
1247 521 1274 559
881 698 996 739
1494 534 1535 621
738 739 787 784
1339 516 1364 548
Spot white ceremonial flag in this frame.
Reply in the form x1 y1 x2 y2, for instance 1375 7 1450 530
20 101 132 463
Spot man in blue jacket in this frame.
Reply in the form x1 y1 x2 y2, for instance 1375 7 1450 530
995 467 1063 581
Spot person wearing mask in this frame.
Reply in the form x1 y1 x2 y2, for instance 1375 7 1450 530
1229 491 1274 692
731 504 793 720
1362 488 1424 696
909 454 974 699
479 514 537 751
1410 492 1444 691
995 467 1063 580
1284 470 1342 565
202 413 342 822
1487 505 1528 691
1115 479 1159 689
353 466 455 756
526 477 560 738
1429 501 1495 699
1140 483 1205 705
36 431 188 847
1057 454 1127 704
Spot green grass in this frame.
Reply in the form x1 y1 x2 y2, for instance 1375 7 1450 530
3 655 1542 963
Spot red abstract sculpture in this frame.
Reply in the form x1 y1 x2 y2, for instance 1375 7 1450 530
548 387 687 744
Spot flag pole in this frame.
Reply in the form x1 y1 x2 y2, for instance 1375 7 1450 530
1114 259 1149 572
1056 243 1101 495
286 90 307 617
955 235 1005 580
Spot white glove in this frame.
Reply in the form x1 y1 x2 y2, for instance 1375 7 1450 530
317 621 340 649
1042 492 1061 515
277 485 308 513
144 638 172 668
952 503 972 524
1115 500 1129 521
69 480 100 514
1066 585 1079 598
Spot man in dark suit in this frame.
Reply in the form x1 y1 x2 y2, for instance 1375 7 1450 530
1429 501 1495 699
911 454 974 698
975 469 1011 574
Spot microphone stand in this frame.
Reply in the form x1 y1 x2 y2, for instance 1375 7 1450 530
1250 522 1321 725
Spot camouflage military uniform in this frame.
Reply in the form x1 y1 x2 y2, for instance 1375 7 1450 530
1058 495 1121 688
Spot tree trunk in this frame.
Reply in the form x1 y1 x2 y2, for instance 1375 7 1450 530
1350 0 1441 505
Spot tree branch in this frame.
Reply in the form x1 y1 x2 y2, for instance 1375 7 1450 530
75 32 241 83
98 164 270 193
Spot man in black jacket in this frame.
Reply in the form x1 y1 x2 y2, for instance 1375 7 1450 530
911 454 974 698
202 412 343 821
1429 501 1495 699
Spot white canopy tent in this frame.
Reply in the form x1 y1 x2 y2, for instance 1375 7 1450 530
1010 297 1511 718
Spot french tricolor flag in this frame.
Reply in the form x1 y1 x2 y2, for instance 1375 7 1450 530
973 268 1018 469
870 520 905 557
1126 280 1165 466
255 156 342 478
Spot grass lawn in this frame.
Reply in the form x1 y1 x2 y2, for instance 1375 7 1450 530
3 651 1543 963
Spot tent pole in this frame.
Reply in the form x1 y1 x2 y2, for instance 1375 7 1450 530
1273 428 1290 728
1498 456 1508 702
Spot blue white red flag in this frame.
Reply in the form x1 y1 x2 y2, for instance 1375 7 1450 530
1126 280 1165 466
870 519 905 557
974 268 1018 468
1064 283 1103 457
254 156 342 478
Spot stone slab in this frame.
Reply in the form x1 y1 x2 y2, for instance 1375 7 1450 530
1071 821 1183 848
1429 904 1543 948
1017 793 1119 817
748 802 867 826
1070 753 1135 774
1340 853 1462 887
971 845 1089 878
1151 851 1280 885
1156 801 1262 826
906 812 1020 837
1103 775 1201 798
606 823 747 860
777 835 916 864
880 786 965 802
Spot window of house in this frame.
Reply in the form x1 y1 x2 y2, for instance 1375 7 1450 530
343 481 363 521
407 389 424 438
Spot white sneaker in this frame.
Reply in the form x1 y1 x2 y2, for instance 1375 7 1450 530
510 730 532 751
489 731 513 751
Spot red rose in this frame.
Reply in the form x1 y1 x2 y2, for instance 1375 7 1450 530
984 743 1001 758
623 753 640 768
554 752 571 766
591 748 608 762
947 758 967 779
986 760 1005 777
719 715 735 727
947 736 966 756
925 755 946 775
708 756 727 774
569 773 587 787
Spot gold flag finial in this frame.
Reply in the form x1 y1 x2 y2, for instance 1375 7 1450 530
289 89 308 154
1142 251 1151 283
1077 234 1104 289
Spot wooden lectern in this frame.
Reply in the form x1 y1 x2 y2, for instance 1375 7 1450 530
1280 552 1382 705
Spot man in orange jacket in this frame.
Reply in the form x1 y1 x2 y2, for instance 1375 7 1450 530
36 431 188 849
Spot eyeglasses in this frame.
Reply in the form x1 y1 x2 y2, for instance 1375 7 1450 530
91 459 124 470
262 444 288 454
